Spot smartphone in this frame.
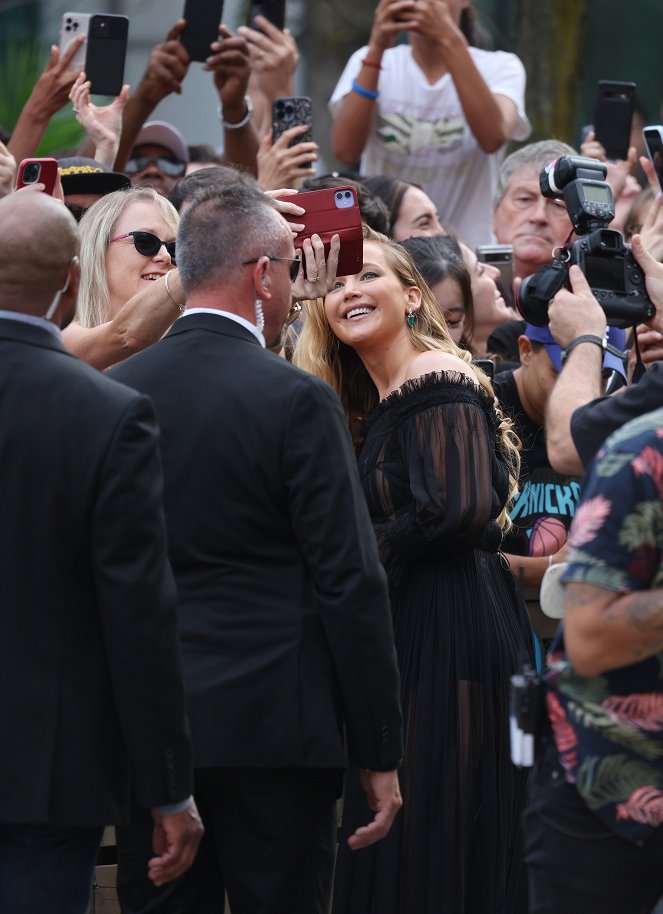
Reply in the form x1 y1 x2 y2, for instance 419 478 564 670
476 243 514 305
16 158 58 195
272 97 313 154
84 14 128 96
276 186 362 278
181 0 224 62
592 80 636 161
643 125 663 195
247 0 286 30
59 12 90 73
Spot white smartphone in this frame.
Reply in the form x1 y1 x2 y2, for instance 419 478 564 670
59 12 90 73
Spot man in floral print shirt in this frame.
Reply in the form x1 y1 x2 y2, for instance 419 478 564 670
524 401 663 914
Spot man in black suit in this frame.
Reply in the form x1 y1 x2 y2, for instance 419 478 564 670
111 184 404 914
0 190 203 914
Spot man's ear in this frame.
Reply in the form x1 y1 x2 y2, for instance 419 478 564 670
518 334 533 363
253 257 271 299
67 255 81 302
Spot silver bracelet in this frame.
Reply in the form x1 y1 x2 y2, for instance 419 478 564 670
164 271 186 314
217 95 253 130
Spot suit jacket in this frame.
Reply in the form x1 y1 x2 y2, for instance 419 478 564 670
0 318 192 827
110 312 403 771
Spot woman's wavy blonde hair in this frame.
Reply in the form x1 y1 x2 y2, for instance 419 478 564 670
292 225 521 531
76 187 180 328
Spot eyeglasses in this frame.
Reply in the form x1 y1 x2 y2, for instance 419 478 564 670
242 256 301 283
125 156 186 177
110 231 176 263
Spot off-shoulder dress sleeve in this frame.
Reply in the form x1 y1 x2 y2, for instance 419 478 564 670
359 373 506 570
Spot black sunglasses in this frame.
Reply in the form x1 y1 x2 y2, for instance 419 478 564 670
242 255 301 282
111 231 176 263
125 156 186 177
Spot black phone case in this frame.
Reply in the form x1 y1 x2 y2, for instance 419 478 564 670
272 97 313 147
85 15 128 97
593 81 636 161
247 0 286 30
181 0 224 62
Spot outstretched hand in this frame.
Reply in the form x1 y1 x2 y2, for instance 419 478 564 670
69 74 129 167
292 234 341 303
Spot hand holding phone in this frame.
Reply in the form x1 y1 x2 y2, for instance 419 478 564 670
181 0 224 61
16 158 58 195
246 0 286 31
59 12 90 73
84 14 129 96
592 80 636 161
276 186 362 278
273 97 313 152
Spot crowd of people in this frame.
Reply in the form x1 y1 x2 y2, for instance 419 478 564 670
2 2 663 914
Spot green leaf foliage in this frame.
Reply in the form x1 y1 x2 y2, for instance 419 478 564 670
0 38 85 155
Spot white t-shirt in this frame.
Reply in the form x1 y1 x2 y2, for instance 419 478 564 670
329 44 531 247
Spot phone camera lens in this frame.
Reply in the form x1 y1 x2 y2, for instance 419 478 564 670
344 191 351 199
23 163 40 183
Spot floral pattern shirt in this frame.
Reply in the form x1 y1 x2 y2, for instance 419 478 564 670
546 406 663 844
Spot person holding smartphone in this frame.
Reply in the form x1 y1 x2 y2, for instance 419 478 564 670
329 0 530 248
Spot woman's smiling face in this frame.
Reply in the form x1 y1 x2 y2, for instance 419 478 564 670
324 241 418 347
105 200 177 318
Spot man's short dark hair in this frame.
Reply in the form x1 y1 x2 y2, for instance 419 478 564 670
168 166 258 213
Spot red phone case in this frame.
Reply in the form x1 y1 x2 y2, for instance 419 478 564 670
16 158 58 195
276 186 362 278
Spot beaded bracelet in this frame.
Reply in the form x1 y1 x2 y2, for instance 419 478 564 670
351 79 379 101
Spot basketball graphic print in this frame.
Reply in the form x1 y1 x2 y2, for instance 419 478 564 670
529 516 567 557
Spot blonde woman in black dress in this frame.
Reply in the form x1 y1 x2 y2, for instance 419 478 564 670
293 226 533 914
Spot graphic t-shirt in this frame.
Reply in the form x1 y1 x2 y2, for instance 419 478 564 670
493 370 580 560
329 44 531 247
548 406 663 844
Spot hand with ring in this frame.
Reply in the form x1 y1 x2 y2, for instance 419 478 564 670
291 233 340 303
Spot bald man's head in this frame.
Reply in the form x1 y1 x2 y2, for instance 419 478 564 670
0 191 80 317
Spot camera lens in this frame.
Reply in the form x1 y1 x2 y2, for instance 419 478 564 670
23 163 40 183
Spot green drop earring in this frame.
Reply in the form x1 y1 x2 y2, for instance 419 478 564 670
407 307 416 329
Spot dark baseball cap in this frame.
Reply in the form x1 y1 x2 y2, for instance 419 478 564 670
58 157 131 196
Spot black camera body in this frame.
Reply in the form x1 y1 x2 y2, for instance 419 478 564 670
517 156 655 328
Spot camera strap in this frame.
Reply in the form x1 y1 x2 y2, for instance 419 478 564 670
631 325 647 382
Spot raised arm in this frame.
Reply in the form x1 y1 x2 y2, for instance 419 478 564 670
331 0 417 165
407 0 521 152
8 37 85 164
63 271 185 370
113 22 190 171
205 26 259 176
237 16 300 138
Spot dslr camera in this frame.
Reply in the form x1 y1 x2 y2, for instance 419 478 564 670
517 156 654 328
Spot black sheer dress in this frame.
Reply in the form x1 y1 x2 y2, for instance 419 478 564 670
332 373 534 914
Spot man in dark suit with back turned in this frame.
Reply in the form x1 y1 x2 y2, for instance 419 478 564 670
110 184 404 914
0 190 203 914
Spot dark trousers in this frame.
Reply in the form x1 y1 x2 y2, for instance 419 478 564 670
117 767 339 914
0 823 102 914
524 740 663 914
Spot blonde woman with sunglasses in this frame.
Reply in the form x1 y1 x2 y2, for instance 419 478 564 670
62 187 183 369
